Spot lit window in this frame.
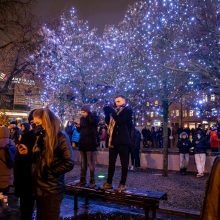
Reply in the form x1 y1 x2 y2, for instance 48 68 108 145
212 108 217 115
150 112 154 117
211 94 215 101
203 95 208 102
155 100 158 106
183 110 187 117
189 110 194 117
176 110 179 116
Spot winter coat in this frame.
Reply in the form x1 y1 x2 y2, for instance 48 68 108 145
177 138 192 154
217 122 220 138
192 136 208 154
0 126 16 190
78 113 98 152
0 138 16 189
100 129 108 141
14 130 36 196
210 131 219 149
72 127 80 143
104 106 133 146
65 125 74 143
32 131 74 197
9 126 21 145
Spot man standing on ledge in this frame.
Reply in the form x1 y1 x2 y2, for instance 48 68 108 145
103 95 133 192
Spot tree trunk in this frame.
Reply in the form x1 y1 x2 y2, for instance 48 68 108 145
162 97 169 177
180 97 183 127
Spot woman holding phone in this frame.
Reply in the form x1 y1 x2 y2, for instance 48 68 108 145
32 108 74 220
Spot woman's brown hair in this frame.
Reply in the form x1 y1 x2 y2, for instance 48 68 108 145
33 108 61 166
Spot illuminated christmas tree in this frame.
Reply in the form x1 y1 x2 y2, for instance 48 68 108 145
36 1 219 128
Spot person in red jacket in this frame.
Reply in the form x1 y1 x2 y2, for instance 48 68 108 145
210 126 219 152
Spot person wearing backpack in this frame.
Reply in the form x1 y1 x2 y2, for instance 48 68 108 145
0 126 16 194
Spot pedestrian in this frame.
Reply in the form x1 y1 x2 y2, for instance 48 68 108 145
99 128 108 149
156 127 163 148
151 126 157 148
77 105 98 188
0 126 16 194
130 127 141 170
14 110 36 220
65 121 74 144
8 120 21 145
209 126 219 152
141 126 148 147
177 132 192 175
72 120 80 148
192 132 208 178
102 95 133 192
216 116 220 138
32 108 74 220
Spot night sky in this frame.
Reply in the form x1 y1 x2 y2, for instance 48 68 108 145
32 0 136 32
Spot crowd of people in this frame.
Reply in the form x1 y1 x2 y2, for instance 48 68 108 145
177 123 220 177
0 96 219 219
0 108 74 220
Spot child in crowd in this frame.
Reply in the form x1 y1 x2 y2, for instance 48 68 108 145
99 128 108 149
177 132 192 175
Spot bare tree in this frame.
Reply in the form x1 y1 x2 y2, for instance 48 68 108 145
0 0 41 109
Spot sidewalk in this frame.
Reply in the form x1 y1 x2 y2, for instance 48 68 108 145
0 164 207 220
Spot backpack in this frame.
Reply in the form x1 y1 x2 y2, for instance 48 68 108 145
0 143 16 169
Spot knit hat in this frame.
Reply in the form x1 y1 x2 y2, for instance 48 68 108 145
81 105 90 113
180 132 188 138
0 127 10 139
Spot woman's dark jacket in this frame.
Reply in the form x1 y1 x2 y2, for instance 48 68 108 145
104 106 133 146
177 138 192 154
14 130 36 196
78 113 98 152
192 137 208 154
32 131 74 197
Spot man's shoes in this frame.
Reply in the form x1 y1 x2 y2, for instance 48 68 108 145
116 184 126 193
102 182 113 190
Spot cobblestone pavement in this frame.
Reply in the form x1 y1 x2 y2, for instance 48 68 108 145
1 164 208 220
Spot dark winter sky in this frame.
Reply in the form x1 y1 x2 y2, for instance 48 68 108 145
32 0 136 32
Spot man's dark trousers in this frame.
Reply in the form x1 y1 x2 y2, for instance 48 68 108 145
107 145 129 185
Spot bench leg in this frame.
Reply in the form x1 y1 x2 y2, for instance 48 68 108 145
74 194 78 211
151 207 157 220
144 207 150 220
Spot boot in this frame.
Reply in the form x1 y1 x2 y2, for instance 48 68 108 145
183 168 187 175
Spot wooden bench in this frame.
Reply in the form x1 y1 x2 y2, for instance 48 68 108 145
65 183 167 220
